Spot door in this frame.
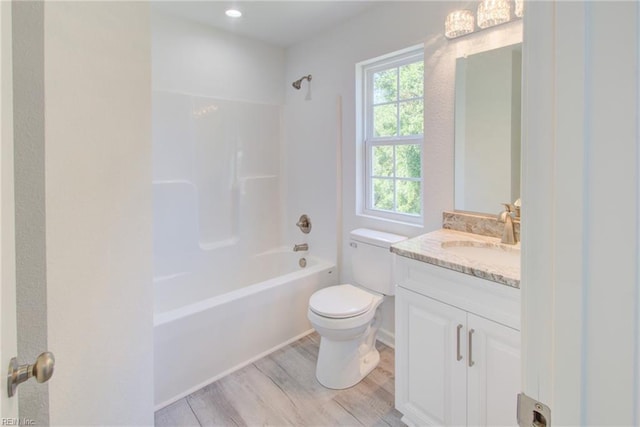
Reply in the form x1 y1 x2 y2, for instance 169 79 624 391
0 0 18 419
4 3 155 424
522 1 640 424
466 314 520 427
396 286 467 426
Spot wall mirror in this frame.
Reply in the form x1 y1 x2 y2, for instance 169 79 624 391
454 42 522 215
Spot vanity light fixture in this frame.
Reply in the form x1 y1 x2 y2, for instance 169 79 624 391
445 10 475 39
477 0 511 29
445 0 522 40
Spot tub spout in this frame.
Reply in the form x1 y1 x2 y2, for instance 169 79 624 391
293 243 309 252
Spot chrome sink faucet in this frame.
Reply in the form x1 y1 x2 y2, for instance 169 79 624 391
498 203 517 245
293 243 309 252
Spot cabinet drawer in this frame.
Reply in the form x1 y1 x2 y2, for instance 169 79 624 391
394 255 520 331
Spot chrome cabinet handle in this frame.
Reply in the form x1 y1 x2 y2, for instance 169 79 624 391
456 324 463 361
468 329 475 367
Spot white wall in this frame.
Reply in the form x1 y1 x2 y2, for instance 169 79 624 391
43 2 154 425
152 11 284 105
281 65 340 266
284 2 445 343
285 2 522 343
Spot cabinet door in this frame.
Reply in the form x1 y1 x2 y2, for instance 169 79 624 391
396 287 467 426
466 313 521 427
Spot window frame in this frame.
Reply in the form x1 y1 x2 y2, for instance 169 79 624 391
361 48 424 224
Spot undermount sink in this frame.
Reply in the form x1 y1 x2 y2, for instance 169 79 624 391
440 240 520 269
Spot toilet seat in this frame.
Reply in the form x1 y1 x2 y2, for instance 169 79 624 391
309 284 374 319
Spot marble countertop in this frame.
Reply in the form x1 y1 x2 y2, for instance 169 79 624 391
390 229 521 288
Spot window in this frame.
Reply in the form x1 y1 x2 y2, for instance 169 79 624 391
362 48 424 223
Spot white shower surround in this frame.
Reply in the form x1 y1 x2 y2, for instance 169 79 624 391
151 12 339 410
151 90 337 409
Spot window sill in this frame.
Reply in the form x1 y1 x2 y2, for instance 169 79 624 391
356 212 424 229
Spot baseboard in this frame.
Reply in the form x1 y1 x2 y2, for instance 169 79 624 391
377 327 395 349
154 328 315 412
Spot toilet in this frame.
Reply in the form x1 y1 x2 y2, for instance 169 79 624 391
307 228 407 389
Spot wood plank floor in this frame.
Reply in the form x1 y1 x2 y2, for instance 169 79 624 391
155 333 404 426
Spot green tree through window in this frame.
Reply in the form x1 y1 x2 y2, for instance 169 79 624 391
364 50 423 220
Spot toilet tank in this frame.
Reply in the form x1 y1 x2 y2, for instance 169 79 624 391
349 228 407 295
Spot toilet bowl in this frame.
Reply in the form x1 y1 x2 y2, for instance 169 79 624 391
308 284 384 389
307 229 406 389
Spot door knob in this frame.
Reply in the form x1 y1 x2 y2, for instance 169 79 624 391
7 351 55 398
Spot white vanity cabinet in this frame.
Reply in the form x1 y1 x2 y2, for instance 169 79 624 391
394 255 521 427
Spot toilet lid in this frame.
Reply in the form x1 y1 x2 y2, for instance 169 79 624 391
309 284 374 319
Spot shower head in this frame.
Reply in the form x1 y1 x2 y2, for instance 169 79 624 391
292 74 312 90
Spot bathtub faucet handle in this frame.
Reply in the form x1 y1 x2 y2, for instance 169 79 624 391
293 243 309 252
296 214 312 234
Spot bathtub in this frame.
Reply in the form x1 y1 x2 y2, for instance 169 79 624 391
153 249 337 409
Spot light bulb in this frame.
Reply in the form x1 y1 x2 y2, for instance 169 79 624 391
225 9 242 18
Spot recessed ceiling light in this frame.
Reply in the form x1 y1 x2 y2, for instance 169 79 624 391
225 9 242 18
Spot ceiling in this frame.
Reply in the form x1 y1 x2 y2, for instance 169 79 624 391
152 1 375 47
